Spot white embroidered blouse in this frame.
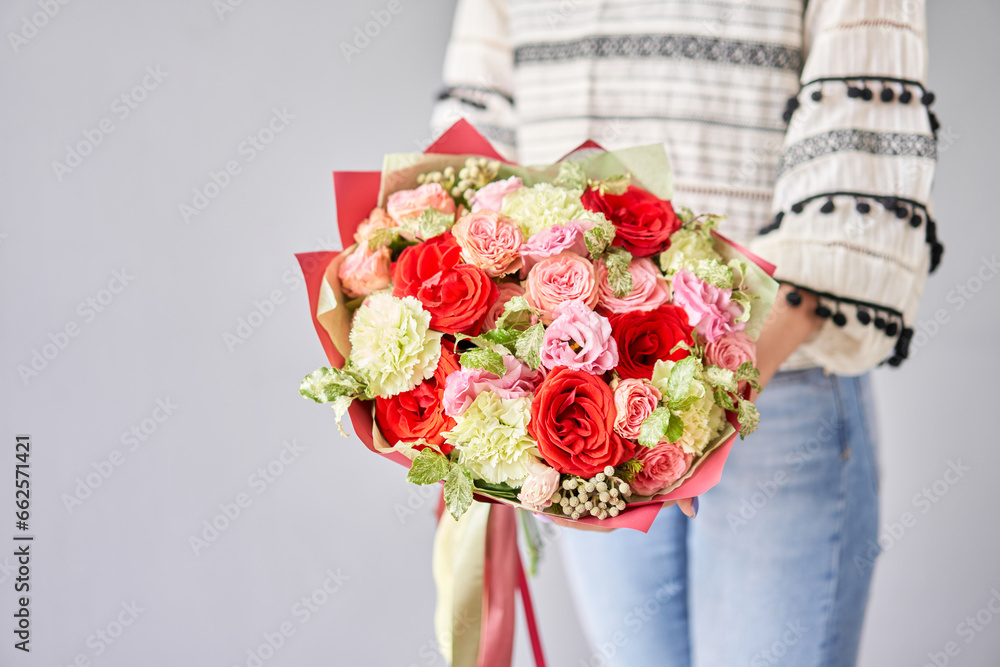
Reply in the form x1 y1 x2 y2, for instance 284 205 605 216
431 0 941 375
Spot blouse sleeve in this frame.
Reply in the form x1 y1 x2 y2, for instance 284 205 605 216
747 0 943 374
431 0 518 161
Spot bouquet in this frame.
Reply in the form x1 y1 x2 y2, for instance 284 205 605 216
298 122 777 527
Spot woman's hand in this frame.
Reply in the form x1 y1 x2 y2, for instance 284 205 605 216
751 283 823 396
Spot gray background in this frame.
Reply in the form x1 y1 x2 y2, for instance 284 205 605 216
1 1 998 665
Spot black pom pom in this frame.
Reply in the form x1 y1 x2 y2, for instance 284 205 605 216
895 206 909 219
910 213 923 228
883 198 898 211
785 290 803 307
886 321 899 337
815 304 832 319
847 86 861 98
833 312 848 327
880 86 894 102
820 199 835 214
791 202 805 214
782 109 793 123
811 89 823 102
856 201 871 214
887 355 904 367
899 89 913 104
860 87 873 101
775 211 785 226
921 90 936 105
786 96 800 111
857 309 872 325
925 218 937 244
874 316 887 330
930 113 941 132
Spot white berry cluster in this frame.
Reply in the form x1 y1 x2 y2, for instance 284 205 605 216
551 466 632 520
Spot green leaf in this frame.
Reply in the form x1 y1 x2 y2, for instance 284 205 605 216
331 395 354 422
406 448 451 486
444 466 475 520
704 365 738 394
713 387 736 412
604 248 633 298
480 327 522 353
638 407 673 448
665 411 685 443
515 322 546 370
694 258 733 289
416 208 455 239
735 361 761 391
495 295 535 331
738 398 761 439
616 458 643 483
589 173 631 196
299 366 367 404
553 161 586 192
473 479 521 501
460 347 507 378
583 212 615 258
664 356 700 407
367 227 400 251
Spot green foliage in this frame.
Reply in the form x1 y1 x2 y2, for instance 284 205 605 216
460 347 507 378
444 466 475 520
604 247 634 298
406 448 451 486
515 322 546 370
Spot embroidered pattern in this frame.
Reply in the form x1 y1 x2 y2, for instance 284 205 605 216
778 129 937 176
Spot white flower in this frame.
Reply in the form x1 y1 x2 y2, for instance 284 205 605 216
658 228 723 276
501 183 602 238
443 392 537 486
348 292 442 398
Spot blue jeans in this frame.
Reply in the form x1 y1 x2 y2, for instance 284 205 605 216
560 368 881 667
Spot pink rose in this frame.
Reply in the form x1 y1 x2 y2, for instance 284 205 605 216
517 456 561 511
338 244 391 298
524 251 599 324
354 207 397 244
596 256 671 314
442 355 543 417
386 183 456 223
540 300 618 374
471 176 522 212
612 378 662 440
484 282 529 331
670 269 747 343
451 210 524 277
632 442 693 496
704 332 757 393
519 220 593 274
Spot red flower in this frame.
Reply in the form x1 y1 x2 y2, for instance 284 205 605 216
581 185 682 257
609 305 694 380
529 367 635 478
375 340 461 453
392 234 499 336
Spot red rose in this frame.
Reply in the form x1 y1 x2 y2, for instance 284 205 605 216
609 305 694 380
376 340 461 453
392 234 499 336
581 185 682 257
529 367 635 477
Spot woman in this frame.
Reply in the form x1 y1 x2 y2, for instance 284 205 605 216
432 1 940 664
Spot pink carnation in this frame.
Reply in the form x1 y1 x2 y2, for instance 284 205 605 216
519 220 593 274
540 300 618 374
670 269 746 343
386 183 456 223
524 251 599 325
471 176 522 212
451 210 524 277
338 244 391 298
353 207 397 244
483 282 529 331
612 379 662 440
596 256 671 314
704 331 757 394
632 442 693 496
442 355 544 417
517 456 561 511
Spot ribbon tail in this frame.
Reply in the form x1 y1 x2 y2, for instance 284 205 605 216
434 503 490 667
476 505 518 667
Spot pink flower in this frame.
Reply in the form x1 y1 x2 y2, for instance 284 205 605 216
338 244 391 298
451 210 524 277
670 269 746 343
704 332 757 393
386 183 456 223
517 456 561 511
632 442 693 496
442 355 544 417
540 300 618 374
524 251 599 324
612 379 662 440
596 256 671 314
519 220 593 274
471 176 523 212
353 207 398 245
484 282 529 331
